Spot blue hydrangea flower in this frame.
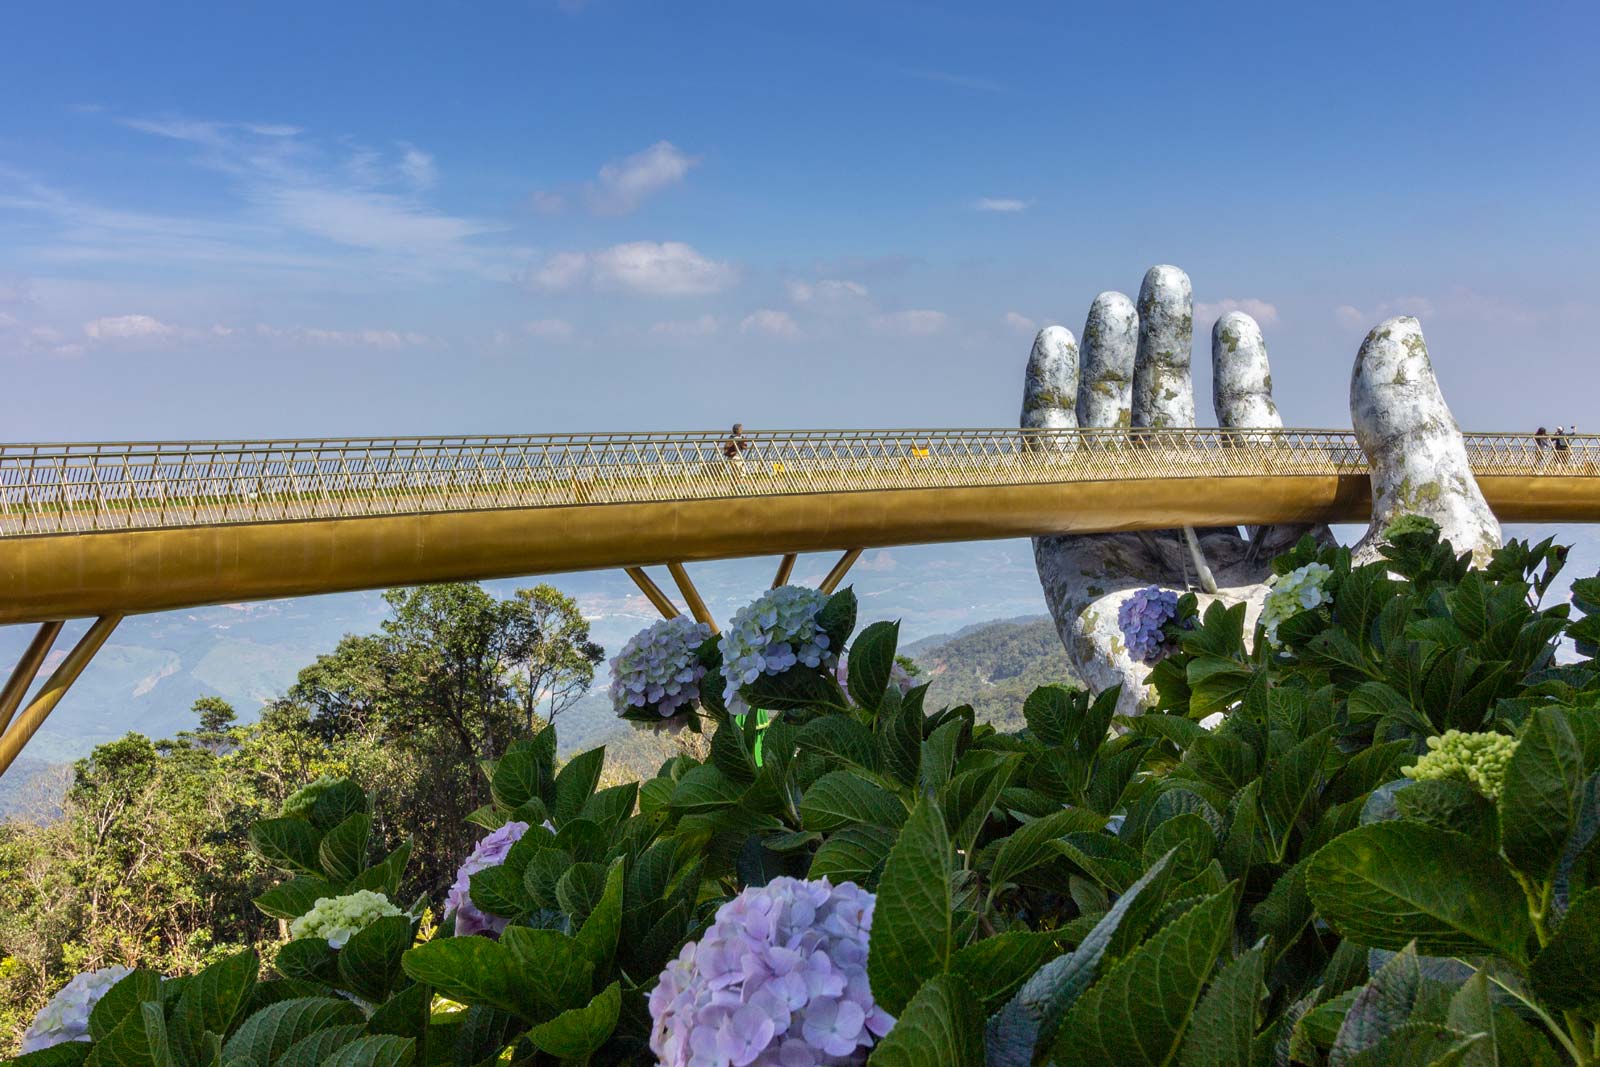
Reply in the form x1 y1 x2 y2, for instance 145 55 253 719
21 965 133 1053
719 587 836 717
649 877 893 1067
1117 586 1184 665
610 616 714 720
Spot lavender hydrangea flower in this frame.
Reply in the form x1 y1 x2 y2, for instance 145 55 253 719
649 876 893 1067
446 820 529 937
719 587 837 717
610 616 714 721
20 965 133 1052
1117 586 1184 665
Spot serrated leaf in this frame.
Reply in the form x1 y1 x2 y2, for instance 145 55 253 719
556 862 607 924
1530 887 1600 1012
273 938 337 984
500 927 594 1016
869 797 956 1017
490 744 548 812
88 970 164 1044
878 690 923 787
948 932 1059 1014
273 1024 365 1067
984 852 1175 1067
526 981 621 1058
317 813 371 885
810 825 899 886
1177 945 1265 1067
987 808 1107 891
848 620 900 712
1307 823 1532 962
1052 889 1236 1065
308 779 367 832
221 998 364 1067
800 771 907 832
399 938 540 1021
552 747 606 826
321 1035 414 1067
798 715 881 771
337 914 412 1003
253 876 340 922
168 949 257 1059
867 973 983 1067
573 859 625 976
670 763 745 813
249 818 323 877
1499 708 1582 884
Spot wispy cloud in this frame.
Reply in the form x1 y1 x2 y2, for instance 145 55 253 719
529 241 737 296
1 114 512 281
871 309 949 336
1195 297 1279 326
1004 311 1036 334
525 318 575 340
740 309 800 338
532 140 699 217
82 313 174 340
649 315 721 339
974 198 1028 213
896 68 1004 93
786 278 870 314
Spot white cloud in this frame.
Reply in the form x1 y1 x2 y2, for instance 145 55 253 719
530 241 737 297
1335 305 1366 329
210 323 235 337
1194 297 1279 326
1004 311 1036 334
974 197 1028 213
82 313 174 340
588 141 697 215
740 309 800 338
529 190 565 215
649 315 720 339
787 278 870 313
1336 296 1435 331
525 318 574 340
299 327 429 347
398 145 438 190
871 309 949 336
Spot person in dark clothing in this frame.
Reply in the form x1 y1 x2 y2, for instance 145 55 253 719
1555 426 1570 462
722 423 750 476
1537 426 1549 449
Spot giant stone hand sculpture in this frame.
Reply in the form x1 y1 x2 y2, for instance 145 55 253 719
1026 265 1501 713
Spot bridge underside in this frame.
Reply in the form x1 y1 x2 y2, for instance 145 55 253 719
3 471 1596 626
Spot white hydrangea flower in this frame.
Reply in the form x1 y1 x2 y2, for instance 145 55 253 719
1259 562 1334 647
289 889 403 949
21 965 133 1053
609 615 713 720
718 586 836 716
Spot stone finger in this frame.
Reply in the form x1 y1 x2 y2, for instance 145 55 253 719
1077 292 1137 429
1350 316 1500 564
1211 311 1281 430
1020 326 1079 433
1132 265 1195 429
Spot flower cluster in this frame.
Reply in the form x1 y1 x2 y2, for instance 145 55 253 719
834 655 915 699
649 877 893 1067
610 616 714 720
21 965 133 1053
280 774 342 819
719 586 836 717
1402 730 1520 801
290 890 403 949
447 821 530 937
1260 562 1334 647
1117 587 1184 665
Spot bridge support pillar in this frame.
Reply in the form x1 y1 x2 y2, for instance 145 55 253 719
772 553 797 589
819 548 864 594
625 566 681 620
0 620 64 738
667 562 718 634
0 614 121 779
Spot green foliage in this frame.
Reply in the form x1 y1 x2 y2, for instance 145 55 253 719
10 526 1600 1065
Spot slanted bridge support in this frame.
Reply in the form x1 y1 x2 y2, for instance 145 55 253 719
0 615 121 778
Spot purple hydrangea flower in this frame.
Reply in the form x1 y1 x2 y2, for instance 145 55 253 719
446 820 529 937
1117 586 1184 665
649 877 894 1067
610 616 714 721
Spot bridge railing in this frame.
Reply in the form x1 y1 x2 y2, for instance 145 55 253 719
1 429 1594 536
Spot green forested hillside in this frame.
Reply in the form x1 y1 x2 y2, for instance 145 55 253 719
908 615 1079 731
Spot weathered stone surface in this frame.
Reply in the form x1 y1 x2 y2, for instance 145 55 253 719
1212 311 1280 430
1132 265 1195 428
1350 316 1500 564
1077 292 1137 429
1020 326 1079 433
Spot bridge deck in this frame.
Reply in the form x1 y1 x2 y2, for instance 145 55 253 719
1 428 1598 625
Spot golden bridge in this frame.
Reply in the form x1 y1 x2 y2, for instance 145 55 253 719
2 426 1598 775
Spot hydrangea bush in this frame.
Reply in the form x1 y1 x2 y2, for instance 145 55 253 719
609 615 714 723
25 529 1600 1067
649 877 892 1066
1258 560 1333 646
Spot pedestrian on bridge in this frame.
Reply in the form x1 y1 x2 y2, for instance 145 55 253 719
723 423 750 478
1555 426 1570 463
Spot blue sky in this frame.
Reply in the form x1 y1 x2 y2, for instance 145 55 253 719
2 0 1598 442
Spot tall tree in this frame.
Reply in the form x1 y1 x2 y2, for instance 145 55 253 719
507 584 604 731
